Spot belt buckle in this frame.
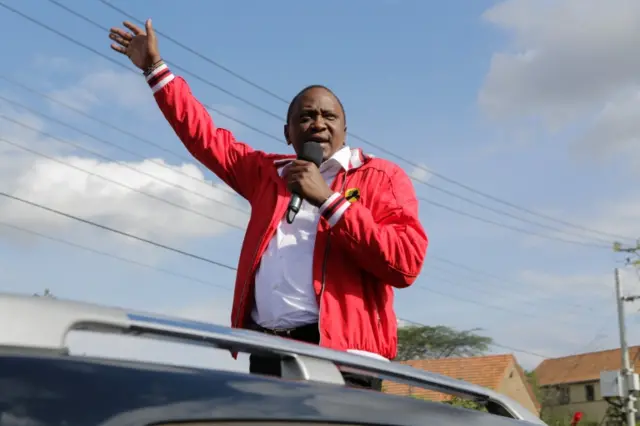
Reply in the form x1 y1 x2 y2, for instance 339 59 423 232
271 327 292 337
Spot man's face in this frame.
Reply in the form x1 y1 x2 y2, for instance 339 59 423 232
284 87 347 161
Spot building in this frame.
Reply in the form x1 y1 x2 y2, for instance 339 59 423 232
384 354 540 415
534 346 640 424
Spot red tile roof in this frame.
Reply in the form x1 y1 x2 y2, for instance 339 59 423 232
534 346 640 386
384 354 515 402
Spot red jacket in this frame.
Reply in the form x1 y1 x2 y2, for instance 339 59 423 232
148 66 428 360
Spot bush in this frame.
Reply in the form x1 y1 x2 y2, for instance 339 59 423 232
411 394 487 412
443 396 488 412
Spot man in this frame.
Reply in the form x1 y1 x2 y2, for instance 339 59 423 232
108 19 428 390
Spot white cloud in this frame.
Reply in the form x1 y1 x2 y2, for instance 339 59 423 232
516 269 613 299
521 192 639 249
0 63 251 245
0 154 248 241
480 0 640 123
48 68 155 115
407 163 433 182
32 55 72 72
573 90 640 166
578 197 640 243
479 0 640 175
0 78 249 243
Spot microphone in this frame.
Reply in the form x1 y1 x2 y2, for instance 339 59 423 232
286 141 324 224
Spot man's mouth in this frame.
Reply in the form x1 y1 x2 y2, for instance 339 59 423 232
307 137 330 144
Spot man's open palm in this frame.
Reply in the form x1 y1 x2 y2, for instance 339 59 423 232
109 19 161 71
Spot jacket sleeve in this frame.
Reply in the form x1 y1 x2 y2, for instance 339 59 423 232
319 166 427 288
147 64 261 201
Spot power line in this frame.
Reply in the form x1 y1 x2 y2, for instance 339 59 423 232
416 274 588 328
0 94 249 215
429 256 596 312
423 197 610 249
0 1 282 149
549 316 614 386
0 131 245 231
0 220 231 291
0 1 621 250
424 269 593 320
0 189 548 361
96 1 290 104
417 284 551 321
48 0 286 122
489 342 549 360
0 73 239 199
92 0 634 244
412 173 613 246
398 318 550 360
0 74 235 198
0 190 237 270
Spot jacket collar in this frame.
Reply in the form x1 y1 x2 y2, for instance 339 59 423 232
272 146 370 174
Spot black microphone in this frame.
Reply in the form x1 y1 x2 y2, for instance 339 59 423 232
286 141 324 224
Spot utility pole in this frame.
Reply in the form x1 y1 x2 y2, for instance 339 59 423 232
616 268 637 426
614 241 640 426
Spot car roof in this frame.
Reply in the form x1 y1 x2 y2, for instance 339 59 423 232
0 351 536 426
0 291 544 425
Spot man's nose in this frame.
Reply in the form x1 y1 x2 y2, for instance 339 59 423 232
311 116 327 130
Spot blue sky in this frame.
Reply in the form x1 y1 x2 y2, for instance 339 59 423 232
1 0 640 372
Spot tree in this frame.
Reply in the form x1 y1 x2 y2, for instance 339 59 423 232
524 370 540 400
396 325 493 361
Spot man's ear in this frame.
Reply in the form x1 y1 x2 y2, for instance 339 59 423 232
284 124 291 145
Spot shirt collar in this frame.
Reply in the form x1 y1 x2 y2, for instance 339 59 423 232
279 145 351 176
320 145 351 172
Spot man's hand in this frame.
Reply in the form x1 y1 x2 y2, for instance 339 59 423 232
285 160 333 207
109 19 161 71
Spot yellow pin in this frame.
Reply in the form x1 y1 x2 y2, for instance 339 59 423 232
345 188 360 203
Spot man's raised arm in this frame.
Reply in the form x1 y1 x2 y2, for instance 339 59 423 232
108 19 260 201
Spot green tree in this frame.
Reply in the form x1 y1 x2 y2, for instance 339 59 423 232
396 325 493 361
524 370 542 401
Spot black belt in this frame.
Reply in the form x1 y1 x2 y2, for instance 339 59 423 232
249 321 320 344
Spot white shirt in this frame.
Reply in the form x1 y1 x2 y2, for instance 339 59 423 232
252 146 351 329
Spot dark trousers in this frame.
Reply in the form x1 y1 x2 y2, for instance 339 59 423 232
248 322 382 391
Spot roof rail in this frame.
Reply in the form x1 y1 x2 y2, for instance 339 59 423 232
0 292 544 424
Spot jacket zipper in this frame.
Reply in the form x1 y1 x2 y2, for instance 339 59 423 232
232 232 266 329
233 182 284 328
318 172 350 345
